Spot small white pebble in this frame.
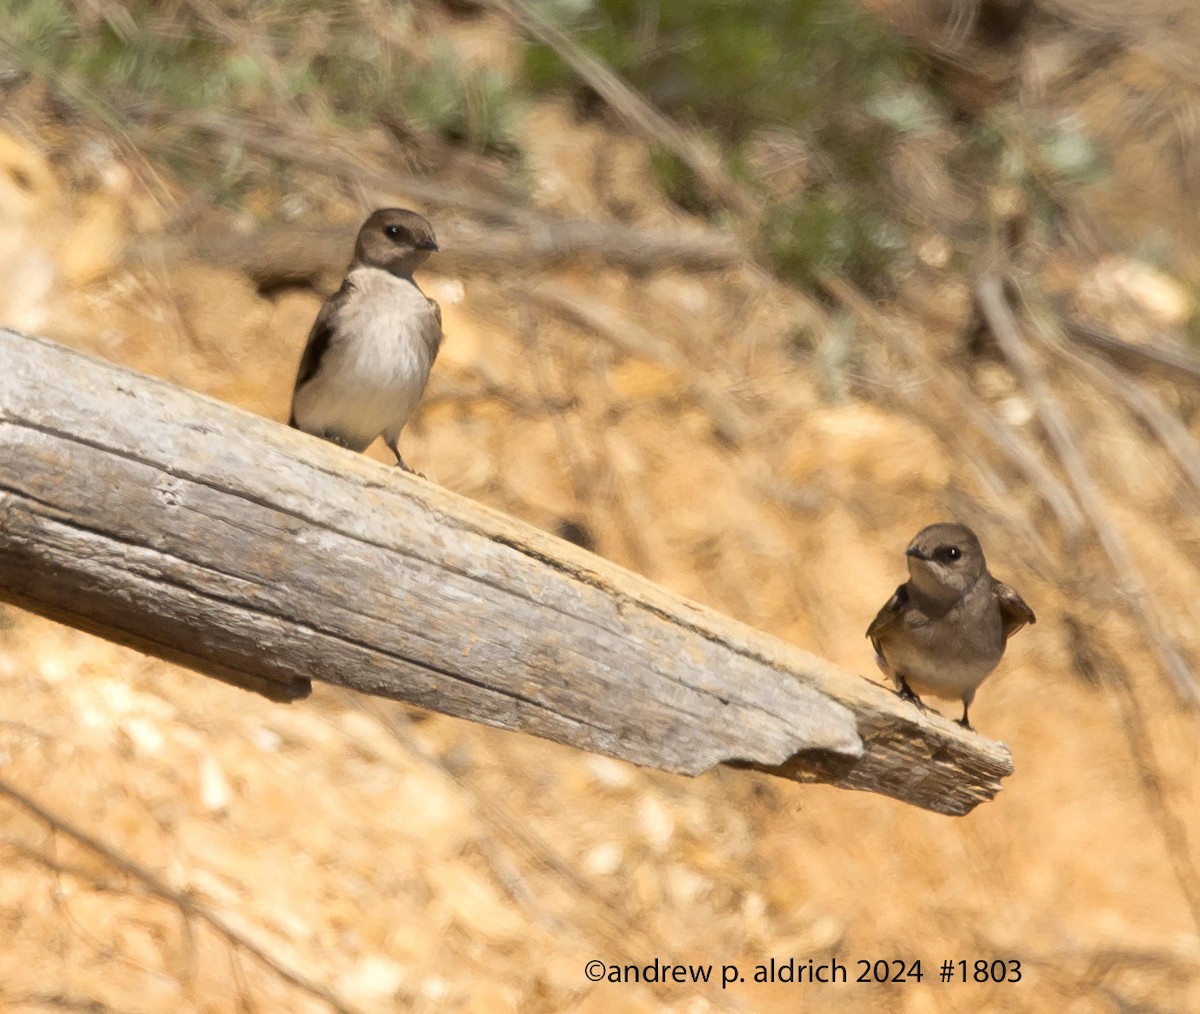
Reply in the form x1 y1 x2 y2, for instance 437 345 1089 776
251 726 283 753
585 755 635 789
583 842 624 877
199 755 232 813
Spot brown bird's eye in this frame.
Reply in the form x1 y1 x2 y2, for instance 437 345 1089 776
945 547 962 561
385 225 402 239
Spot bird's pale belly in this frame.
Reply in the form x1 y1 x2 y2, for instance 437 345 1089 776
293 374 423 451
881 638 1002 699
293 308 433 450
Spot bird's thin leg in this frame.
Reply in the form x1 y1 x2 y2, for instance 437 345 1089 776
385 437 412 473
385 436 426 478
896 676 928 713
955 689 976 731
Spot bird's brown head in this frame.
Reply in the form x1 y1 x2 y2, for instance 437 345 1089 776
904 522 987 601
354 208 438 277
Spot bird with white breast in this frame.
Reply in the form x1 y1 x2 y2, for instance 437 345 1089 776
289 208 442 473
867 522 1035 731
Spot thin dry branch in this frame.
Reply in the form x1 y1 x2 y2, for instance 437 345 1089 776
511 303 603 534
821 273 1086 539
341 694 748 1011
1063 617 1200 940
0 991 128 1014
1030 315 1200 502
172 109 533 225
483 0 757 218
1066 318 1200 385
524 281 752 446
134 208 742 289
977 273 1198 705
159 112 743 275
0 775 367 1014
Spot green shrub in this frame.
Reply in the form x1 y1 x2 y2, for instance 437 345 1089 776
3 0 524 153
523 0 921 293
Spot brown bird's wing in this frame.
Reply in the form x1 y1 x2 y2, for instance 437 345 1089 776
288 278 354 425
866 583 909 655
995 581 1036 640
428 296 443 358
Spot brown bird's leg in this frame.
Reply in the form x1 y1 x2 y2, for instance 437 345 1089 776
956 691 975 731
384 436 412 473
895 675 928 713
385 436 426 478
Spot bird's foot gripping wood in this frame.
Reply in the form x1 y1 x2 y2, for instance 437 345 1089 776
385 439 423 477
391 456 426 480
896 676 929 714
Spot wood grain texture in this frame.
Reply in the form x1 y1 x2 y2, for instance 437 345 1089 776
0 327 1013 814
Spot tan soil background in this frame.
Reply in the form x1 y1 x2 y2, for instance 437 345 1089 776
2 2 1200 1012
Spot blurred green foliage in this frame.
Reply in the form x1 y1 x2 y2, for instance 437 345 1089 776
2 0 525 153
525 0 907 134
524 0 920 291
764 191 905 291
404 42 525 156
1 0 1121 299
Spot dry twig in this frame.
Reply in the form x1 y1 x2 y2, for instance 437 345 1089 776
1029 315 1200 503
1066 318 1200 385
134 202 742 283
820 274 1085 539
339 694 750 1011
171 111 744 271
482 0 757 218
524 281 752 446
0 776 367 1014
978 273 1197 704
1063 617 1200 940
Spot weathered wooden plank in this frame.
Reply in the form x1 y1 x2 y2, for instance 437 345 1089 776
0 327 1013 814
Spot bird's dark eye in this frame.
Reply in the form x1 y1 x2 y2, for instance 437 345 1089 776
944 546 962 561
385 225 402 239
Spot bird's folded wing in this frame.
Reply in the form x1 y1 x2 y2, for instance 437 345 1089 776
866 583 908 652
292 279 355 393
427 297 443 358
995 581 1036 638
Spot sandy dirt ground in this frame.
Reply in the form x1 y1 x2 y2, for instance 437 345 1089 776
2 7 1200 1011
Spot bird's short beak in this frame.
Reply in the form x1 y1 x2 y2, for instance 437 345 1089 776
905 545 928 561
420 239 439 252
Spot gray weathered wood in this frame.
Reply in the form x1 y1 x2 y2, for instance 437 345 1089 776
0 327 1013 814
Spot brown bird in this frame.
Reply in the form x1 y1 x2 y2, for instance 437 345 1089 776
289 208 441 472
866 522 1035 730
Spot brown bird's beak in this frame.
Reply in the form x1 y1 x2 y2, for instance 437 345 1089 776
419 238 439 251
905 545 928 561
